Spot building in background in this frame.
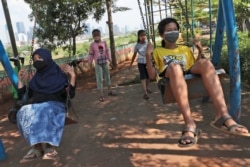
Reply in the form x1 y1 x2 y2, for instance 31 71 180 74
16 22 25 34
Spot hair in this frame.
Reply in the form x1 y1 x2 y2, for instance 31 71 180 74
92 29 101 34
137 29 146 43
158 18 180 47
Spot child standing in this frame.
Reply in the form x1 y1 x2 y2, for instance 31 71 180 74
130 30 151 100
88 29 116 102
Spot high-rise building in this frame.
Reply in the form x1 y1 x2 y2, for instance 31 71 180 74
113 24 120 35
16 22 26 34
125 25 130 34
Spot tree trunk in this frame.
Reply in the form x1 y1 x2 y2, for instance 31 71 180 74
72 36 76 56
106 0 117 69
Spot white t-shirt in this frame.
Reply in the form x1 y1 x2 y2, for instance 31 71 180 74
134 41 148 64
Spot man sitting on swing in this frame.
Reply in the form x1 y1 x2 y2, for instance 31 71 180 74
17 48 76 162
146 17 250 147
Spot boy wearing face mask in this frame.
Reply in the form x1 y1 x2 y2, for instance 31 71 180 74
146 17 250 148
88 29 116 102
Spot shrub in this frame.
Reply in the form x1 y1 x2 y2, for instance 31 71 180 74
220 32 250 84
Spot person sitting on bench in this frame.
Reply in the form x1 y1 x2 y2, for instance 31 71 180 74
146 17 250 147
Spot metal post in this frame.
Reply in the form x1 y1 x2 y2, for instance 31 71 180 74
1 0 20 70
184 0 189 43
221 0 241 121
150 0 156 47
144 0 150 41
208 0 213 56
212 0 224 67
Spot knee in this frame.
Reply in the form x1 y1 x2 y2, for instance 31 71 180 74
198 59 215 73
165 63 183 78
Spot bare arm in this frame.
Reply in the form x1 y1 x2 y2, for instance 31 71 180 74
146 42 157 80
18 69 26 89
130 52 137 67
193 38 204 60
61 64 76 87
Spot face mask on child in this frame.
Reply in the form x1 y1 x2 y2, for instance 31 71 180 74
94 36 100 41
33 61 48 71
164 31 179 43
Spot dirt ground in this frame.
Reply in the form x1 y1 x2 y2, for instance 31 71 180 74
1 61 250 167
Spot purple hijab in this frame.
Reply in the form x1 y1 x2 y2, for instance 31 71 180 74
29 48 68 94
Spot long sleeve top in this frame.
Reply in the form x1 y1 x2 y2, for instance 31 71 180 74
18 84 76 104
88 40 111 64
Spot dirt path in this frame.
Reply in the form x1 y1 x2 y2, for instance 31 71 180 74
1 62 250 167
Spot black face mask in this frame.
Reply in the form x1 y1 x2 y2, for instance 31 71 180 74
33 61 48 71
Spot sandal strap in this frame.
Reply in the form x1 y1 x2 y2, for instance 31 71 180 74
24 148 42 158
182 127 200 137
228 124 247 132
214 115 232 127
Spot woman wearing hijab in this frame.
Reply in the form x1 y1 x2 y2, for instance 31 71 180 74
17 48 76 162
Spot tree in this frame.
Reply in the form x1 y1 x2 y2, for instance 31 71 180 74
24 0 106 56
234 0 250 32
105 0 130 69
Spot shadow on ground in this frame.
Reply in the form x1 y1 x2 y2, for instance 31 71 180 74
1 63 250 167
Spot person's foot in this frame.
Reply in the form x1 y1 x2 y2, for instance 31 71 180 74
178 127 201 147
211 115 250 137
108 91 117 96
222 116 248 133
99 96 105 102
43 147 58 160
143 94 149 100
146 89 152 94
20 148 43 163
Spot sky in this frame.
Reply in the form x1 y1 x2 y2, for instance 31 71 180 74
0 0 142 43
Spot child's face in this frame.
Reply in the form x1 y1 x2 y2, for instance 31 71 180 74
139 33 146 42
93 31 101 41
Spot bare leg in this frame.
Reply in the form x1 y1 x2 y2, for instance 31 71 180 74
141 79 148 94
166 64 196 129
146 79 151 93
191 59 248 133
34 143 43 152
100 89 104 98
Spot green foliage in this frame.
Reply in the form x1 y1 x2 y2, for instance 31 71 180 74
234 0 250 31
220 32 250 84
24 0 106 55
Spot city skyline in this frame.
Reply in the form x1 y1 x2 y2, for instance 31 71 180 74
0 0 143 44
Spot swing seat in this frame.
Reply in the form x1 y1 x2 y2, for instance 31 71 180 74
158 69 226 104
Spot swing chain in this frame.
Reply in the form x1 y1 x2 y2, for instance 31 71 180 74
26 9 37 84
29 19 36 70
137 0 147 31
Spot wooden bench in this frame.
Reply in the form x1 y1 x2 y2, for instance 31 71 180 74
158 69 226 104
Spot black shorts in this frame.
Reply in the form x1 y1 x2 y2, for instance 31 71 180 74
159 67 191 77
137 63 149 80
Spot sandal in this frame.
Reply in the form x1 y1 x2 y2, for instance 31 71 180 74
210 115 250 137
99 96 105 102
143 94 149 100
20 148 43 163
108 91 117 96
43 147 59 160
147 89 152 94
178 127 202 147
